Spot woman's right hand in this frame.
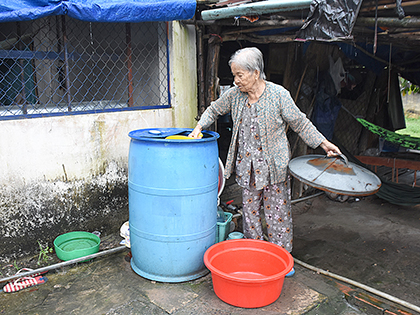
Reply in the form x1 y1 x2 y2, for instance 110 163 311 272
320 139 341 157
188 124 203 139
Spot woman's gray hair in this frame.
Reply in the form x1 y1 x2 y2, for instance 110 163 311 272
228 47 266 80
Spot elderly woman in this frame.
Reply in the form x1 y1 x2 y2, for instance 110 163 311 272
189 47 341 253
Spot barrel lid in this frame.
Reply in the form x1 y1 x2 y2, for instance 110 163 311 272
129 128 219 142
128 128 219 142
129 128 186 139
288 154 381 196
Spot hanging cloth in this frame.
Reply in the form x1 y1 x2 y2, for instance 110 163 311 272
387 70 406 131
312 70 342 140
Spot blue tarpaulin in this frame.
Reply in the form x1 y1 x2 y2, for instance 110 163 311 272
0 0 196 23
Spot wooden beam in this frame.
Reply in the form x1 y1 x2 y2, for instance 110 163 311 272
357 17 420 28
221 24 300 36
185 18 305 27
356 156 420 171
360 0 420 12
221 33 296 43
356 155 420 186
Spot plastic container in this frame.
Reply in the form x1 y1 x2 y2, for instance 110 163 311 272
217 208 226 223
204 239 294 308
218 158 225 198
128 128 220 282
54 231 100 261
216 211 233 243
227 231 244 240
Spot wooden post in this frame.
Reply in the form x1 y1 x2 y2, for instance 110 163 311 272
282 42 296 92
284 44 308 199
196 25 206 119
205 28 222 131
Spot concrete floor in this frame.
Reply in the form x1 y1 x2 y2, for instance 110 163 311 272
293 193 420 312
0 249 362 315
1 182 420 315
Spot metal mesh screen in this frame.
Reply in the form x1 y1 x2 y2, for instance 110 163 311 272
0 17 170 120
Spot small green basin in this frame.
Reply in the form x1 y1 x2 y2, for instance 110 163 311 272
54 231 100 261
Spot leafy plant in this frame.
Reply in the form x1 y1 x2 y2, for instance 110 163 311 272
37 241 54 266
396 116 420 138
400 77 420 96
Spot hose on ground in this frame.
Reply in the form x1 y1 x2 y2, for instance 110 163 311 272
0 245 127 284
294 257 420 314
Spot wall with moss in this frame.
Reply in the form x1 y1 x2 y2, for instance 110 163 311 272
0 22 197 261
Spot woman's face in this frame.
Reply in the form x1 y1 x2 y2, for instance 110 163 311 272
231 62 258 93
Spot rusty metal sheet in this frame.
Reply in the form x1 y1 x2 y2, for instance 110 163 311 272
288 154 381 196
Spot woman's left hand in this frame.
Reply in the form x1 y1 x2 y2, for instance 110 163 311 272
188 124 203 139
319 139 342 157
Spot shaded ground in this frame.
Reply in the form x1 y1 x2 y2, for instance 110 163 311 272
292 194 420 308
0 247 369 315
221 179 420 310
1 179 420 314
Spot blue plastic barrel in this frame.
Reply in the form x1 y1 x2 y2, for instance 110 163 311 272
128 128 220 282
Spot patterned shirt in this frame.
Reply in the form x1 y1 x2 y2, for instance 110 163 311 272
236 101 269 190
198 81 326 184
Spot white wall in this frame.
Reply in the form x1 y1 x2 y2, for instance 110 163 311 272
0 110 173 184
0 21 197 260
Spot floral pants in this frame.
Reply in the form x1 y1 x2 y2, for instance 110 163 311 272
242 179 293 252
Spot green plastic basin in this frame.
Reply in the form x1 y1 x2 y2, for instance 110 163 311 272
54 231 100 261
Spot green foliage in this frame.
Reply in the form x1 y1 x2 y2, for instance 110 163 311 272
37 241 54 266
400 77 420 96
396 117 420 138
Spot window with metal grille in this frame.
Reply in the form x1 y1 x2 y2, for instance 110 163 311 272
0 17 170 120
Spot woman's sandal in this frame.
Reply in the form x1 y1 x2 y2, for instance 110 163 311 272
3 275 48 293
2 268 48 293
15 268 47 277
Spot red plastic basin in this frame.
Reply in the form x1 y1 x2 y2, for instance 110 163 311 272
204 239 294 308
